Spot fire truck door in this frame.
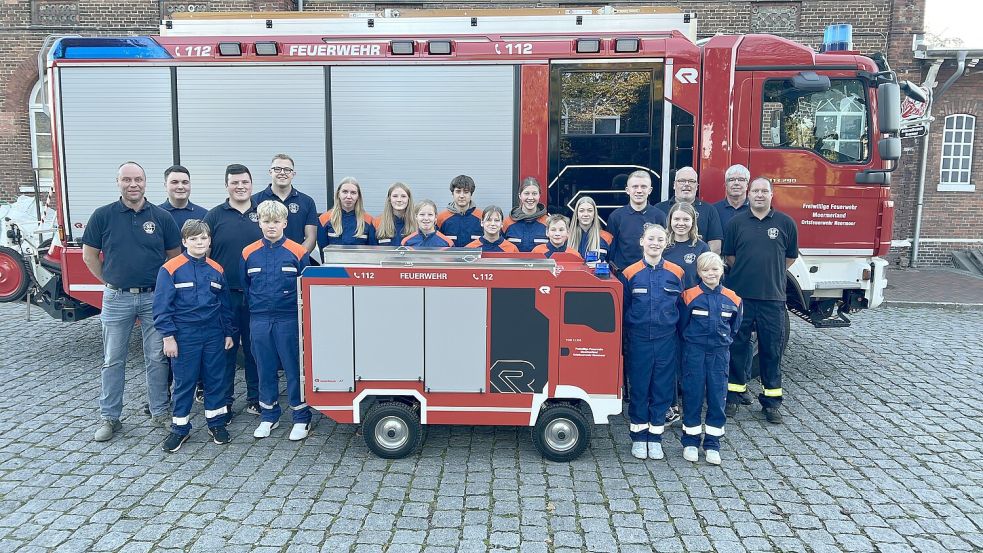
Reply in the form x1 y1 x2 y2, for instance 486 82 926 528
547 62 666 222
557 288 621 396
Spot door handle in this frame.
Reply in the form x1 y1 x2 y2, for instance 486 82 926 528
560 347 570 356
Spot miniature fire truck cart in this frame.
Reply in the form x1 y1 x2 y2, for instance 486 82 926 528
300 247 623 461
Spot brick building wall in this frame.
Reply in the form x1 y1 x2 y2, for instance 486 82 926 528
5 0 976 267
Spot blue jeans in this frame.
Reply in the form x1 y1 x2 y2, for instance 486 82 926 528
99 288 170 420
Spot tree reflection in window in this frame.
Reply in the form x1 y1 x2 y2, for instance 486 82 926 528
560 71 651 136
761 79 869 164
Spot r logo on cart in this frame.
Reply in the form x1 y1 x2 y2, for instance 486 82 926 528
539 286 551 295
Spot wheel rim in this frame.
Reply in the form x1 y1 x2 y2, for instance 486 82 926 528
0 252 25 299
544 417 579 453
374 415 409 450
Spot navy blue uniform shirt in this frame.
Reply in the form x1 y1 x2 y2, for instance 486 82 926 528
317 209 378 249
81 199 181 289
159 199 208 233
679 282 743 348
663 239 711 289
606 204 668 271
202 200 263 290
374 215 408 246
240 236 309 317
622 258 685 341
437 207 484 247
713 198 750 233
153 253 233 338
402 230 453 248
653 198 723 243
722 209 798 301
252 185 318 246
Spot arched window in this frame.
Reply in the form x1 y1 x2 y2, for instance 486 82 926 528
29 79 54 191
939 114 976 192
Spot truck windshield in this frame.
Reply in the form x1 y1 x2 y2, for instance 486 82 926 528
761 78 869 164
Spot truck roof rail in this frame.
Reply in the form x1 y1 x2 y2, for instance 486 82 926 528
317 246 561 271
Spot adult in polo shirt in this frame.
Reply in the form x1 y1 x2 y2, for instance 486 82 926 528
159 164 208 233
713 164 751 232
82 161 182 442
253 153 318 257
722 177 798 425
203 164 264 419
653 166 724 254
606 170 668 273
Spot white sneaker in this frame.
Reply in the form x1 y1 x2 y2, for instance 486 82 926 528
631 441 647 459
288 423 311 441
683 446 699 462
253 421 279 439
648 442 664 460
705 449 721 465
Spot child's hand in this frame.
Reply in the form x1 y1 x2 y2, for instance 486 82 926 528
224 337 234 350
163 336 178 358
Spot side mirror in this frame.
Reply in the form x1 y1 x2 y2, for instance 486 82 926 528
900 80 928 104
792 71 831 92
878 137 901 161
877 82 901 133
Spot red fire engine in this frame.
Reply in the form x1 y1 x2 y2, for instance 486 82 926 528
2 6 912 333
304 247 621 460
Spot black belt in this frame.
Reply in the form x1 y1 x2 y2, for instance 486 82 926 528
106 284 154 293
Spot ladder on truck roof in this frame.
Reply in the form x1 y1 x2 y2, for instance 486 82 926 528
317 246 561 273
161 6 696 40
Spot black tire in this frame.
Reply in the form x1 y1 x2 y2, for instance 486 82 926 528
362 401 423 459
750 310 791 379
0 246 30 303
531 403 592 462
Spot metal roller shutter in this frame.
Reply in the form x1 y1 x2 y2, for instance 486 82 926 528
58 66 173 235
331 65 516 216
177 66 328 212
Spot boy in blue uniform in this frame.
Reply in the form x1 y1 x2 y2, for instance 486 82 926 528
679 252 742 465
241 201 312 441
622 223 684 461
153 220 234 452
437 175 483 247
531 215 582 259
465 205 520 253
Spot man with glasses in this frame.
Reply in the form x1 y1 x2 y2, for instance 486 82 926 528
654 166 723 254
714 164 751 231
253 153 318 258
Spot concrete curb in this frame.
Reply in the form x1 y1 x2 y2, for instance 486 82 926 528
882 301 983 311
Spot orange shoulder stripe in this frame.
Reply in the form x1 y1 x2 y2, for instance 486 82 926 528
501 241 520 253
531 244 548 254
622 260 646 282
721 287 742 306
663 260 685 281
502 217 515 231
565 248 583 260
682 286 703 306
283 239 307 261
362 213 374 224
242 240 263 260
205 257 224 273
318 210 332 226
435 210 453 227
600 229 614 244
435 232 453 246
472 208 484 218
163 255 188 275
465 239 482 248
401 232 419 246
537 214 549 224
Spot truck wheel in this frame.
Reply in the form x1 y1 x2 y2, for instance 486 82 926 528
532 403 591 462
362 401 423 459
0 247 29 303
750 312 791 379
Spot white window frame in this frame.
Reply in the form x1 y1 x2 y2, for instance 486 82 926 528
938 113 976 192
592 115 621 134
28 79 54 192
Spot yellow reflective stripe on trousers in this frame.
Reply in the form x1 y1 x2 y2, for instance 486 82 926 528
763 388 783 397
728 383 747 393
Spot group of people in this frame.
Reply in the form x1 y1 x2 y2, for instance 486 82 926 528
81 154 798 464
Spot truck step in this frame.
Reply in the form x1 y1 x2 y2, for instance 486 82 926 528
951 249 983 277
788 304 851 328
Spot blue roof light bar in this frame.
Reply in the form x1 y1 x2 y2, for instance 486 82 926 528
51 37 172 60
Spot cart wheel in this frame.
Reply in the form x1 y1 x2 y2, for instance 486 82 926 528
0 247 29 303
532 403 591 462
362 401 423 459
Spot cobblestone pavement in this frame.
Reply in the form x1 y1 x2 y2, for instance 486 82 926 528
0 302 981 553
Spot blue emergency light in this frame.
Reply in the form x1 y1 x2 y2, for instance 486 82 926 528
50 37 172 60
822 24 853 52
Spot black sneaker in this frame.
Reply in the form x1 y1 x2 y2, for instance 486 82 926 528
725 403 739 417
763 407 783 424
739 390 754 405
245 403 261 416
161 432 190 453
208 426 231 445
225 405 235 424
664 405 681 426
194 387 204 404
